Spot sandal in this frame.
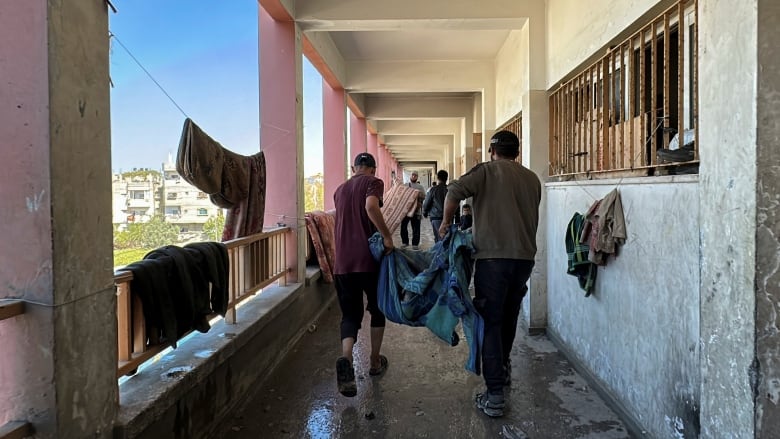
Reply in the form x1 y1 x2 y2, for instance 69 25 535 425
336 357 357 397
369 355 388 376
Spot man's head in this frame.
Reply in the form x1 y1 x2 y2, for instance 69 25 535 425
410 171 419 183
462 204 471 216
437 169 448 183
489 130 520 160
352 152 377 175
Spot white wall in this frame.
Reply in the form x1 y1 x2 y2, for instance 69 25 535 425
495 29 527 125
546 0 663 87
546 176 699 438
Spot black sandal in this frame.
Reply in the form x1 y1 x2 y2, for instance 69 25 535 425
369 355 388 376
336 357 357 397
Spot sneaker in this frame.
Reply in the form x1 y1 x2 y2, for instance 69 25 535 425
336 357 357 397
401 244 409 249
504 361 512 386
412 245 419 250
475 391 505 417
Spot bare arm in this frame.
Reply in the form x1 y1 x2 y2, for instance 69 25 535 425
366 195 394 253
438 197 461 238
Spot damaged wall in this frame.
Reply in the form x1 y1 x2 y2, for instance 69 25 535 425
545 0 670 87
546 177 699 438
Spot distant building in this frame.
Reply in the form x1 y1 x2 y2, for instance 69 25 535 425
111 171 161 229
161 159 221 236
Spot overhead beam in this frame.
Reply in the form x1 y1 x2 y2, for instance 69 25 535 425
295 0 534 24
303 31 346 88
382 135 453 145
366 96 473 120
346 60 493 93
376 119 462 135
299 18 527 32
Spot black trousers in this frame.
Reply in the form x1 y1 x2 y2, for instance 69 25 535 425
400 215 421 246
473 258 534 393
335 272 386 341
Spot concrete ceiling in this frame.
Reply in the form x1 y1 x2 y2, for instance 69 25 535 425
295 0 534 168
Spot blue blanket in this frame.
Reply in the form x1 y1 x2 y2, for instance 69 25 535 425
369 227 484 374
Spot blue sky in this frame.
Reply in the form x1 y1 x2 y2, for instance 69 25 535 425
109 0 324 176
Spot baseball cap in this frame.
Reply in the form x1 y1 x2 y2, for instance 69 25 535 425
354 152 377 168
490 130 520 156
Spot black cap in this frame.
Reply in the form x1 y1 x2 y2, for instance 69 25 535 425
490 130 520 157
354 152 377 168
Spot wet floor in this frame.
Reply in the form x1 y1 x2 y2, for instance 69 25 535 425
217 218 633 439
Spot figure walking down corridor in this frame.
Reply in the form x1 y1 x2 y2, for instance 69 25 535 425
423 170 449 242
400 171 426 249
333 152 394 397
439 131 541 417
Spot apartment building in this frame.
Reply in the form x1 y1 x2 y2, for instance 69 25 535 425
161 160 221 235
111 171 161 228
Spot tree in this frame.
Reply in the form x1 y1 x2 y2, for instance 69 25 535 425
113 214 179 249
304 173 324 212
203 210 226 241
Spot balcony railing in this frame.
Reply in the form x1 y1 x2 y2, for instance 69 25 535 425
114 227 289 378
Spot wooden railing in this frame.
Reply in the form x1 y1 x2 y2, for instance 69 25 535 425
114 227 289 377
549 0 697 177
497 113 522 163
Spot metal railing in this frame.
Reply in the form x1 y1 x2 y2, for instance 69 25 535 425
114 227 289 378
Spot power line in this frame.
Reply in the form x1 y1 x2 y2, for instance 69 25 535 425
109 31 190 119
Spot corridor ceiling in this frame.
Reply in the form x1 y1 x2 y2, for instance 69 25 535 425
290 0 538 168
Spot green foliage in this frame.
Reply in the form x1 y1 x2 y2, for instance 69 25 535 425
203 211 226 241
304 173 324 212
113 248 152 268
113 214 179 249
121 169 161 180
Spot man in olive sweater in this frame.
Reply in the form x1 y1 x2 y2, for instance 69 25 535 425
438 130 541 417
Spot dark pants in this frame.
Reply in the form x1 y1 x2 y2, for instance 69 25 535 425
430 218 442 242
401 216 421 246
473 258 534 393
335 272 386 341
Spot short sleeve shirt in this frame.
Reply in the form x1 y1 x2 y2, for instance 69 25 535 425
334 174 385 274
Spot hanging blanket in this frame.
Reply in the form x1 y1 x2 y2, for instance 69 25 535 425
305 210 336 283
380 184 421 234
176 118 266 240
369 226 484 374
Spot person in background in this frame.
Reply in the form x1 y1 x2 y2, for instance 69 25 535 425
459 204 473 231
423 169 449 242
438 131 541 417
400 171 426 249
333 152 394 397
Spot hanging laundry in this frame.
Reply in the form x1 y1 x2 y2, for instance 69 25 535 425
565 212 597 296
370 227 484 374
580 188 627 265
176 118 266 240
305 210 337 283
380 184 421 234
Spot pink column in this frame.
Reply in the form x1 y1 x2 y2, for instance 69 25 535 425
368 133 379 163
323 80 346 211
349 111 367 155
260 6 303 282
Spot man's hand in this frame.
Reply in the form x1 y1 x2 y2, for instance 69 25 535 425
382 236 394 255
438 221 451 239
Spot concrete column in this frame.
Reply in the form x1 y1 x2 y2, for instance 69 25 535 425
349 111 367 155
520 13 549 335
368 132 379 164
259 6 305 282
699 0 780 437
522 90 549 334
322 80 346 211
0 1 115 437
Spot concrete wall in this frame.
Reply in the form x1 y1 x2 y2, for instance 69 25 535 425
756 0 780 436
545 0 666 87
546 176 700 438
698 0 759 437
495 29 526 126
115 278 335 439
